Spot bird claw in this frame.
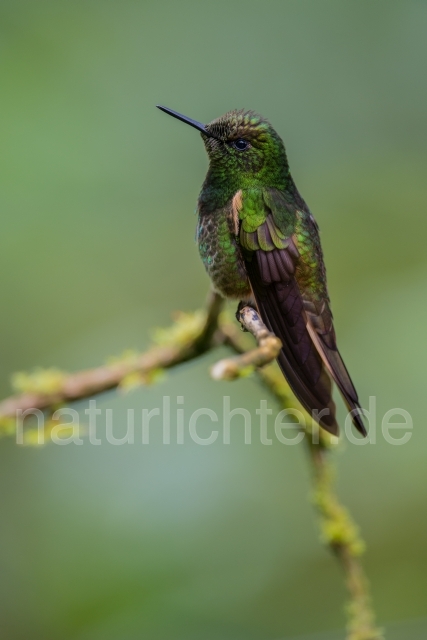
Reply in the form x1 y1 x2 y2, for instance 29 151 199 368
236 301 257 331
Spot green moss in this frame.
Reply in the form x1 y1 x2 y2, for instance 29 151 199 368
152 310 206 347
11 368 66 395
119 368 166 391
313 462 365 557
0 417 16 438
106 349 140 366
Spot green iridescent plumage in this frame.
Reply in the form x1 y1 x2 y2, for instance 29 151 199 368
157 105 366 437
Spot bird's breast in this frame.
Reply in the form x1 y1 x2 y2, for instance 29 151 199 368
196 204 251 300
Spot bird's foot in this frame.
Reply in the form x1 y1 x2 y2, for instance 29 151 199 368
211 304 282 380
235 301 257 331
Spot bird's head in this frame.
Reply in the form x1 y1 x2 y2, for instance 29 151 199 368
157 106 290 190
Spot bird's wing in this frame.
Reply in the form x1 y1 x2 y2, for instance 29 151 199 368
238 187 365 436
302 292 366 436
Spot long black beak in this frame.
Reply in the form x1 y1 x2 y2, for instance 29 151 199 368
156 105 209 136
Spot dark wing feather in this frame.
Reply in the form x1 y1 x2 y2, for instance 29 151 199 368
246 239 339 435
242 204 366 437
304 299 366 435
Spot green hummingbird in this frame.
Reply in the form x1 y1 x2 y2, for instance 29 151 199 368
157 105 366 437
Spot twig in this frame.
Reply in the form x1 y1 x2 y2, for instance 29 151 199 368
0 291 223 420
211 305 282 380
0 293 382 639
310 445 383 640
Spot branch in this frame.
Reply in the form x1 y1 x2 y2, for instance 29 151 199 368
0 293 383 639
0 291 223 420
310 444 383 640
211 305 282 380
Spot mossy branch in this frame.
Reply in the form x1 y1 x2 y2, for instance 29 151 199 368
0 291 223 421
0 291 382 639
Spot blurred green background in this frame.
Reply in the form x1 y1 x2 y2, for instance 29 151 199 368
1 1 427 638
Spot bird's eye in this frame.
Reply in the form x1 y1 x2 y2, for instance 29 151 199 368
232 139 249 151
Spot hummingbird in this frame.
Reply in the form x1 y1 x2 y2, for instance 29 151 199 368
157 105 366 437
